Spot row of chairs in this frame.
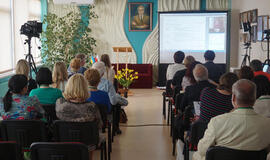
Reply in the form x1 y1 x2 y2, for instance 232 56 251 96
162 85 268 160
0 120 109 160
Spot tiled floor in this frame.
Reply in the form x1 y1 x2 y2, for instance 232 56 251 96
94 89 175 160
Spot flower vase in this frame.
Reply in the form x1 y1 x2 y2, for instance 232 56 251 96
123 87 129 98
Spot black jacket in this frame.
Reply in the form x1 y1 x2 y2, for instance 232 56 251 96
204 62 224 83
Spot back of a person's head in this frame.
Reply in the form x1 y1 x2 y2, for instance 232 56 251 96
100 54 111 68
253 75 270 98
232 79 256 107
250 59 263 72
185 61 201 84
204 50 215 61
64 74 90 102
218 72 239 93
84 68 101 87
92 61 106 76
53 62 68 84
70 58 81 72
174 51 185 64
193 64 208 82
36 67 53 85
183 56 195 68
15 59 30 78
3 75 28 112
238 66 254 80
75 53 86 60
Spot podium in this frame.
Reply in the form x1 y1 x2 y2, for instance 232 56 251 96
112 47 133 71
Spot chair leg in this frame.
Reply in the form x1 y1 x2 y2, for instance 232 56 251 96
100 144 103 160
172 139 176 156
170 106 174 137
163 92 166 119
167 100 171 126
104 141 107 160
108 122 112 153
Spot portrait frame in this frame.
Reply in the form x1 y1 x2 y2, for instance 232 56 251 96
129 2 153 32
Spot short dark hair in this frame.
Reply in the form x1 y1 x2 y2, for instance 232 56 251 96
253 75 270 98
238 66 254 80
204 50 215 61
174 51 185 63
250 59 263 71
36 67 53 85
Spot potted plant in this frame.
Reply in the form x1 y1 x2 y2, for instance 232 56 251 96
41 6 97 68
114 68 139 97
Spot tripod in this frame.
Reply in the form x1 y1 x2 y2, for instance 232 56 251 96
24 36 37 79
241 42 252 67
263 33 270 67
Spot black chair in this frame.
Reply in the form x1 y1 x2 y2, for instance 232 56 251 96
162 80 173 120
31 142 89 160
184 120 208 160
53 120 107 160
42 104 58 125
1 120 48 149
206 146 267 160
0 141 23 160
96 104 112 155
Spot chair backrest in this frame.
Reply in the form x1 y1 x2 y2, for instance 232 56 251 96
0 141 23 160
53 120 99 146
206 146 267 160
189 120 208 150
1 120 48 148
30 142 89 160
42 104 58 124
95 103 108 125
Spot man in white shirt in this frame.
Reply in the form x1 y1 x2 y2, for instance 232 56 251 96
166 51 186 81
193 79 270 160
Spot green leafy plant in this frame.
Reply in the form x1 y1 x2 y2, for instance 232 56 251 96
41 6 97 68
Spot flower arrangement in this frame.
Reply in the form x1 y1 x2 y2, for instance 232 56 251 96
115 68 139 88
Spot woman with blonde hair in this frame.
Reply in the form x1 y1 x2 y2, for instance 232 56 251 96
52 62 68 92
15 59 37 94
56 74 102 127
100 54 115 83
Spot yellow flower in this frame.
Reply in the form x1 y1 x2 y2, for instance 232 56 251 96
135 76 138 79
135 72 138 75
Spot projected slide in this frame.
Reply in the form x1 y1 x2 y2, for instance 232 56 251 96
159 12 228 64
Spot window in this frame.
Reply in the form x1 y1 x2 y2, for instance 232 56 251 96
0 0 41 75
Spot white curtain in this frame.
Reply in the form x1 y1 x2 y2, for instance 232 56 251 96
143 0 200 84
207 0 229 10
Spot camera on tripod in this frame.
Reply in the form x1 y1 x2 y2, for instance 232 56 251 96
20 21 42 38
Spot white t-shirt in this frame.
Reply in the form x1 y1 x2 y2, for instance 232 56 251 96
166 63 185 80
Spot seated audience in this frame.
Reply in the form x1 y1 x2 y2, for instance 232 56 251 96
15 59 37 94
166 51 186 81
180 64 215 112
193 79 270 160
199 72 239 122
253 75 270 118
171 56 195 89
29 67 63 104
181 59 198 91
52 62 68 92
250 59 270 81
92 61 128 106
68 58 82 78
0 75 44 120
84 68 111 112
100 54 115 84
92 61 128 134
203 50 224 83
238 66 254 80
68 53 87 75
56 74 102 128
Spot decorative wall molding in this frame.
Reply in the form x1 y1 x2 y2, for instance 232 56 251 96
143 0 200 83
207 0 229 10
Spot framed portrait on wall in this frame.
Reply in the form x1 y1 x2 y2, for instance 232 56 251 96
251 25 257 43
250 9 258 23
129 2 153 31
257 16 263 41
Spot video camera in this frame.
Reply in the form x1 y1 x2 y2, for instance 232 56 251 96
20 21 42 38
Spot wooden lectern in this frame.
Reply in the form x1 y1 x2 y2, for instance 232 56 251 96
112 47 133 72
